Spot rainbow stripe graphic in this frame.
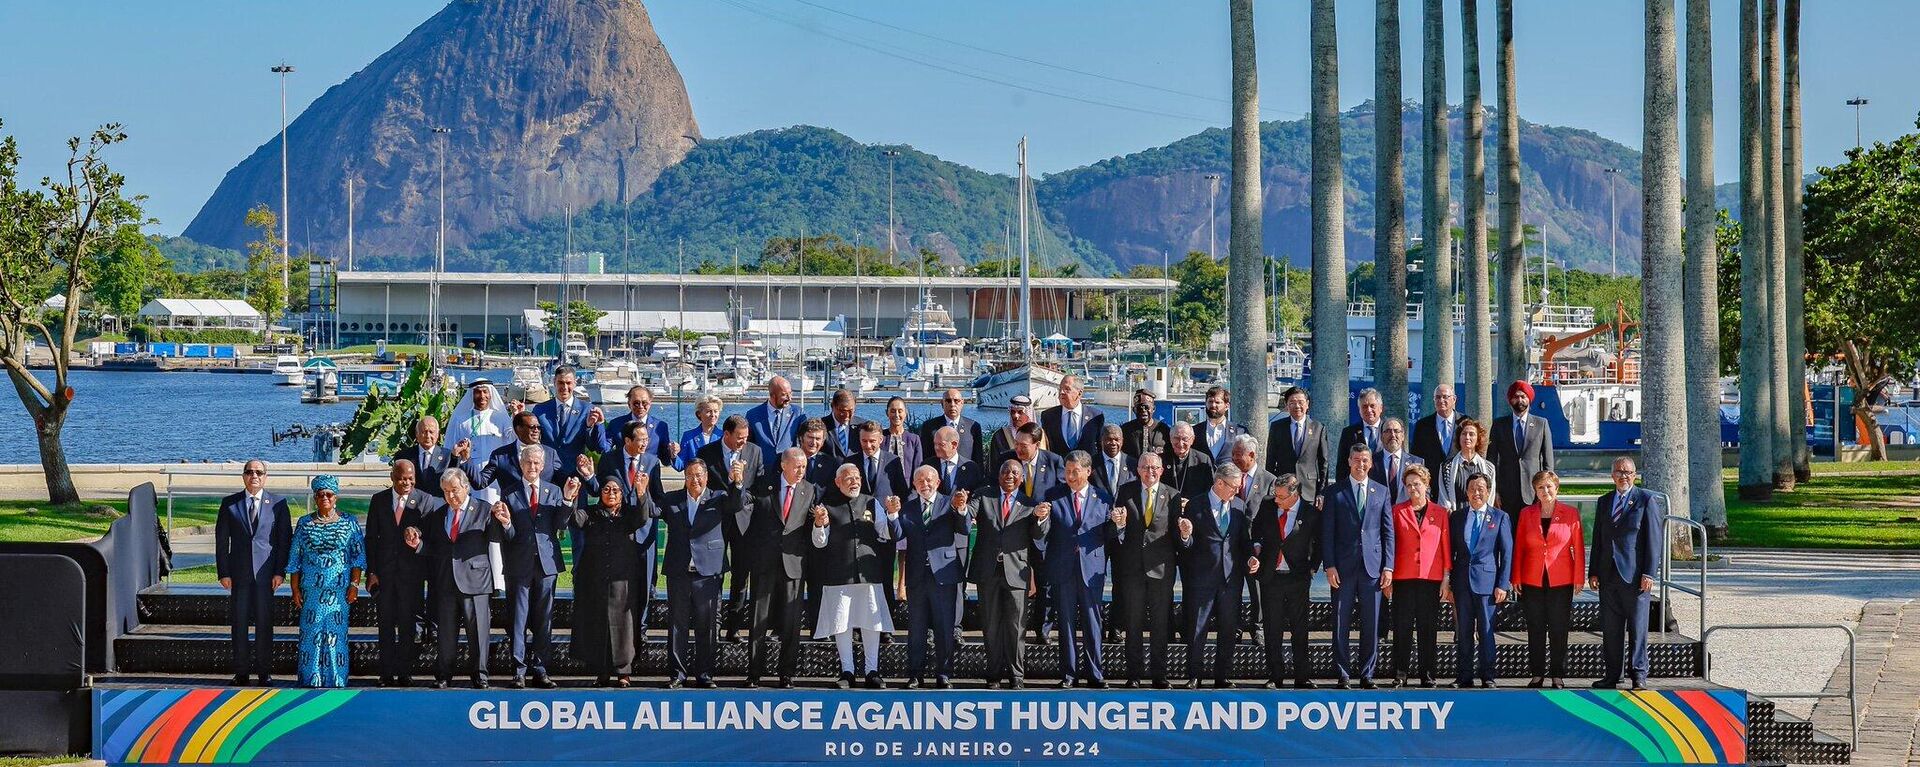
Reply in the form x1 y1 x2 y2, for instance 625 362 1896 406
1540 689 1748 765
97 688 359 764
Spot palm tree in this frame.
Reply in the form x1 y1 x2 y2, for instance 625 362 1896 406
1736 0 1774 501
1461 0 1493 420
1374 0 1410 421
1641 0 1691 525
1762 0 1793 490
1422 0 1454 405
1783 0 1809 482
1495 0 1526 385
1684 0 1728 535
1309 0 1348 432
1229 0 1270 446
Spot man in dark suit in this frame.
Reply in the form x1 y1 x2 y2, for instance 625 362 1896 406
417 468 509 688
1448 473 1513 688
919 388 986 467
1041 375 1104 457
798 419 841 490
1111 453 1180 688
599 384 674 465
899 465 970 688
1411 384 1463 471
1226 434 1275 645
394 417 454 499
1178 464 1255 688
1194 385 1248 464
469 412 561 498
1120 388 1172 466
660 461 738 688
965 460 1050 689
588 419 665 648
1040 451 1123 688
1321 444 1396 688
366 460 431 686
1490 380 1556 518
745 375 805 458
1163 422 1214 502
844 422 909 506
735 449 818 687
214 459 291 686
498 447 576 689
1006 422 1063 641
1251 474 1320 688
1335 388 1388 483
1589 457 1661 690
1370 418 1426 507
700 415 764 644
821 388 866 459
531 366 603 472
928 426 986 495
1090 425 1135 498
1266 386 1330 504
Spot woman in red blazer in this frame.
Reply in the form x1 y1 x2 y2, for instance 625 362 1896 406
1387 465 1450 687
1513 469 1585 688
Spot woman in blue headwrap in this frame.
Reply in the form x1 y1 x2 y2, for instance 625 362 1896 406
287 474 365 688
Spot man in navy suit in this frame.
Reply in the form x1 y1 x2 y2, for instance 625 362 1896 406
469 412 561 498
822 389 866 459
1041 375 1104 457
658 461 738 688
1040 451 1123 688
1371 418 1425 507
1266 386 1330 504
1590 457 1661 690
394 417 454 499
1090 425 1135 498
599 384 674 465
746 375 805 458
919 388 985 467
798 419 841 490
1194 385 1249 464
365 460 431 686
215 459 291 686
1411 384 1464 471
1447 473 1512 688
898 465 969 688
531 366 603 471
1335 388 1388 483
928 426 986 495
700 415 764 643
499 447 577 688
1321 444 1396 688
844 422 909 506
416 468 509 688
1178 464 1256 688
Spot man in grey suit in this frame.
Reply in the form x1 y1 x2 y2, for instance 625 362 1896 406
966 460 1051 689
1111 453 1180 688
416 468 509 688
215 459 291 686
1266 387 1329 504
1227 434 1275 645
499 447 577 689
1490 380 1555 519
1589 457 1662 690
1321 444 1395 688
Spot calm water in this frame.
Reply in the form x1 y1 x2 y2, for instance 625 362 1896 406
0 369 1128 464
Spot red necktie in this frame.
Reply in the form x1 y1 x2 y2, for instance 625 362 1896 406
527 487 536 509
1277 507 1290 541
450 503 461 542
1001 497 1011 523
780 486 793 521
627 458 639 494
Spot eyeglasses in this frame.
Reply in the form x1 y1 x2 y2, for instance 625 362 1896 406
242 469 267 476
1612 469 1637 477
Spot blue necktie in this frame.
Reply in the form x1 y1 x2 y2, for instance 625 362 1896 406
1440 418 1452 456
1468 509 1483 552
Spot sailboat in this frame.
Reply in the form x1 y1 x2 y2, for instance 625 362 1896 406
975 137 1062 410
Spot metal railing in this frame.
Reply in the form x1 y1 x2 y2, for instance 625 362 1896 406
1703 623 1857 751
1657 509 1708 638
160 464 392 533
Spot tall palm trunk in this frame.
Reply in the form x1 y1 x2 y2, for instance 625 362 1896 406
1783 0 1810 481
1762 0 1794 490
1495 0 1526 385
1309 0 1349 432
1735 0 1774 501
1461 0 1493 420
1374 0 1410 421
1229 0 1270 447
1641 0 1691 526
1422 0 1454 405
1684 0 1728 535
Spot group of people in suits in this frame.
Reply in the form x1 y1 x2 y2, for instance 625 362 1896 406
217 371 1662 692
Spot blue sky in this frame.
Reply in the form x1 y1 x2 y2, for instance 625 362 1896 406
1 0 1913 236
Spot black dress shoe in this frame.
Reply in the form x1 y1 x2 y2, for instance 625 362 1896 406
616 676 631 689
906 677 922 690
1526 677 1545 689
1629 680 1646 691
1419 677 1436 688
1550 678 1566 689
510 676 527 689
836 672 854 689
1010 679 1026 690
595 677 612 688
935 677 952 689
987 680 1003 690
378 677 395 688
231 674 249 686
698 678 718 689
1059 678 1075 689
1448 679 1471 688
1212 679 1233 689
398 676 415 687
1480 679 1498 689
1393 675 1409 688
745 676 761 689
1294 680 1318 690
666 678 684 689
433 679 450 689
777 677 795 689
1124 679 1141 689
1592 679 1619 689
1184 679 1200 690
533 676 558 689
257 677 273 687
1090 679 1110 689
1334 679 1352 690
865 673 885 690
1263 680 1280 689
473 678 490 690
1358 678 1378 689
1152 679 1171 690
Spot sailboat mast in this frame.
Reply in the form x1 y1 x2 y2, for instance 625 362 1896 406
1018 137 1032 363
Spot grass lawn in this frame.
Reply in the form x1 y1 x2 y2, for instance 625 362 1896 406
0 757 86 767
1721 472 1920 549
0 496 370 543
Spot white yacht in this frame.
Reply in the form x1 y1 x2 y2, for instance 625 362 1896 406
891 291 971 380
272 355 304 386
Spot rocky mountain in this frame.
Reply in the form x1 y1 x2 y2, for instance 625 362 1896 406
182 0 700 257
1037 101 1648 274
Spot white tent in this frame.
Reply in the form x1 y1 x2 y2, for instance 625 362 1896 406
135 298 265 330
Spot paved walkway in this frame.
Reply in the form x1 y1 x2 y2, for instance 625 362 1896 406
1809 599 1920 767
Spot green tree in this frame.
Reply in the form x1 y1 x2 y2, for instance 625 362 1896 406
0 121 148 503
92 223 163 319
242 204 287 328
537 299 605 342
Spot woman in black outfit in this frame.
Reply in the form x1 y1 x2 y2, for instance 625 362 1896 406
573 478 654 687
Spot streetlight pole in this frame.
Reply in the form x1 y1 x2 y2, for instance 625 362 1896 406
1602 167 1620 277
1204 174 1221 259
884 150 901 267
430 126 450 363
271 64 294 331
1846 97 1869 149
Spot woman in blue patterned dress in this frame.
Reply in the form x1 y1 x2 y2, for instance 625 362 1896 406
287 475 366 688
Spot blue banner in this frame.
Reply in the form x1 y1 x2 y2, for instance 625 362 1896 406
94 687 1747 766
